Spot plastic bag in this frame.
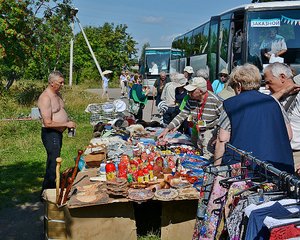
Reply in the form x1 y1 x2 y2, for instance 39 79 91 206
128 99 140 114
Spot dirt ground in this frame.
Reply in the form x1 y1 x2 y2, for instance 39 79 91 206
0 201 44 240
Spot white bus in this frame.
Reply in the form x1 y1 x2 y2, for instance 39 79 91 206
171 1 300 81
140 47 181 96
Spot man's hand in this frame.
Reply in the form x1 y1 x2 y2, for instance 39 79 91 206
158 128 169 140
273 82 300 100
285 83 300 96
66 121 76 129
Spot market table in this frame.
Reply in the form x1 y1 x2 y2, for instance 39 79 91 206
44 169 199 240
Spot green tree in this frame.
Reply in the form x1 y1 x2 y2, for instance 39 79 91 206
24 14 72 81
0 0 33 88
0 0 73 88
73 23 137 84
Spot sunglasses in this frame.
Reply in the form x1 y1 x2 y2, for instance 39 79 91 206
220 74 228 77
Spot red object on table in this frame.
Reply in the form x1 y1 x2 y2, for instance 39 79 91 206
118 162 128 179
105 162 116 172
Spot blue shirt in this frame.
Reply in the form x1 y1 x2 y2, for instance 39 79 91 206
212 79 224 94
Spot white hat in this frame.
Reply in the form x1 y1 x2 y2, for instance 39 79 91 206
113 99 126 112
172 73 187 87
219 68 229 76
103 70 112 75
184 66 194 74
184 77 207 92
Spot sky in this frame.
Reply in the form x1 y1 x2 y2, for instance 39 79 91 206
72 0 252 57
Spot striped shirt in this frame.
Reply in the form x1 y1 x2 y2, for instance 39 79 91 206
167 91 223 130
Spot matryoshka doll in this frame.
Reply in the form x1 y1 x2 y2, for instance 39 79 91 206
105 162 116 181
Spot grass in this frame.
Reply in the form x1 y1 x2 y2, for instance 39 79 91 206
0 82 160 240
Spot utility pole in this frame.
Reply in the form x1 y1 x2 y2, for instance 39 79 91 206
75 15 104 78
68 7 104 86
69 17 74 86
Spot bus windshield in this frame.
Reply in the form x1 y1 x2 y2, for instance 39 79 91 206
247 9 300 72
145 49 171 75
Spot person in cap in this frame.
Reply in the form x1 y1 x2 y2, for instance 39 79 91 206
102 70 111 100
158 77 223 159
183 66 194 83
212 69 229 94
160 73 188 126
214 63 294 173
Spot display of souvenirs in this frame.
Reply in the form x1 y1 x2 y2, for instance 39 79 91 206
75 126 209 207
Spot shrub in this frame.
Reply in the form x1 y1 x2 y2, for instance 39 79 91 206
14 82 44 105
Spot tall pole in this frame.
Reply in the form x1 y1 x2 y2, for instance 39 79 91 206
69 18 74 86
75 16 104 79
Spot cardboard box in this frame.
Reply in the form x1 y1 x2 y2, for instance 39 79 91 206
43 189 67 240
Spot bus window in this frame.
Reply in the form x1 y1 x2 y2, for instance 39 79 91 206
247 9 300 73
193 25 204 55
144 48 171 76
183 31 193 57
191 23 209 73
219 13 232 74
208 17 219 81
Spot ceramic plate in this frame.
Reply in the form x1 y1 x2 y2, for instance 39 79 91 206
154 189 178 201
128 189 154 202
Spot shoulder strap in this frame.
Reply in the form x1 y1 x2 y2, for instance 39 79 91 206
284 93 297 111
179 95 190 110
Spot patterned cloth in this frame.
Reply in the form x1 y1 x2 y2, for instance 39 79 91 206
198 175 227 240
270 224 300 240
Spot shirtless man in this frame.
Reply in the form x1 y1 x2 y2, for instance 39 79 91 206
38 71 76 191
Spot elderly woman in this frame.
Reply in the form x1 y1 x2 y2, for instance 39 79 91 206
214 63 294 173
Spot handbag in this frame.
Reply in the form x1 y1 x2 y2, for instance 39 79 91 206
128 99 140 115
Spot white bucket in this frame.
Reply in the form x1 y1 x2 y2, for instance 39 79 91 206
31 107 41 119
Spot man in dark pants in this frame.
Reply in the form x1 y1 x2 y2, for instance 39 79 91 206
38 71 76 193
